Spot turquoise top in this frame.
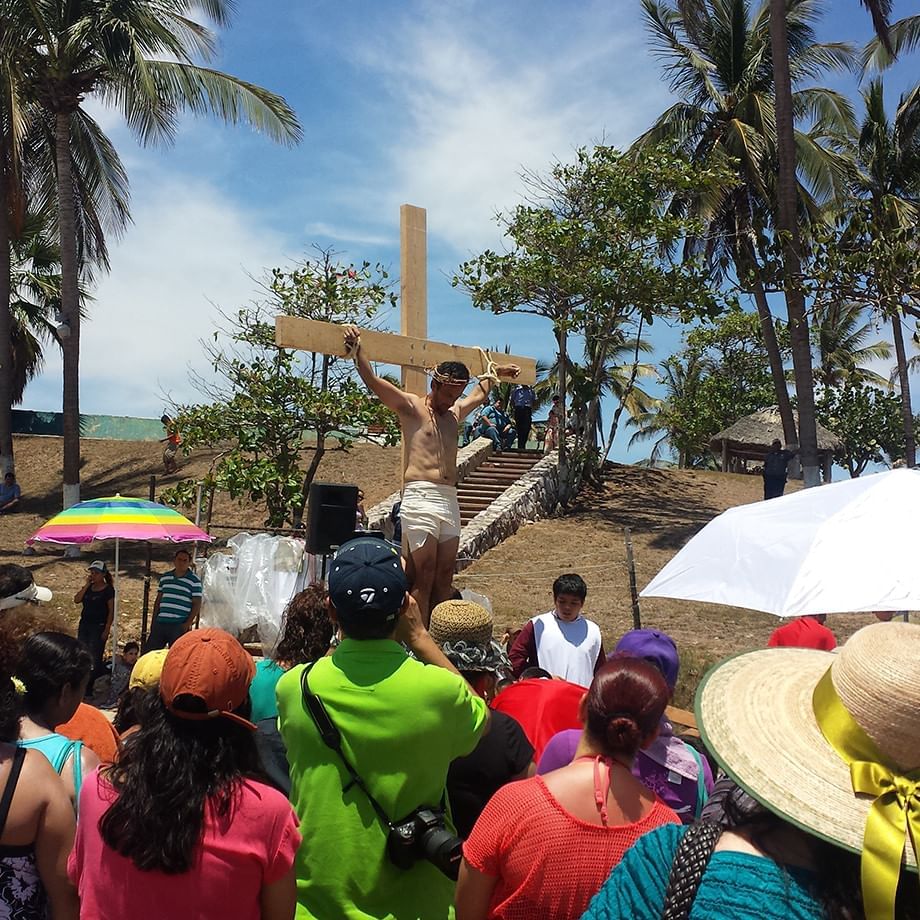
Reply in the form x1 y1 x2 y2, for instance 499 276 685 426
582 824 823 920
249 658 285 722
18 733 83 813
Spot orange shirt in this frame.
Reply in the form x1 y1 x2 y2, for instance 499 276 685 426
57 703 119 763
464 776 679 920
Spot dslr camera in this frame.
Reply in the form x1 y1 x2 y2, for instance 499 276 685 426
387 807 463 880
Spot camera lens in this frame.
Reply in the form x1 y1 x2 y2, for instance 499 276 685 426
419 825 463 881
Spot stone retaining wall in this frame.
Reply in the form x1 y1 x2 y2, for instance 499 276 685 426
456 450 560 568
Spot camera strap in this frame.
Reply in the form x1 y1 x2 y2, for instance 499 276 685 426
300 660 395 830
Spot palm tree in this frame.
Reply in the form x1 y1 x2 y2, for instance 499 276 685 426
8 209 62 403
1 21 133 476
769 0 893 486
537 324 657 455
11 0 301 509
636 0 854 463
849 78 920 464
811 300 891 389
627 354 708 468
0 23 34 473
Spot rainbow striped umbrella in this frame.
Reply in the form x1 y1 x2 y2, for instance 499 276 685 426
27 495 211 546
28 495 212 666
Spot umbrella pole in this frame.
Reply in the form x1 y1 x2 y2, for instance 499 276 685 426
111 538 120 676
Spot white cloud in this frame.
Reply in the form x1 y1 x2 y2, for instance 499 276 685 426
302 221 396 249
356 0 672 253
25 173 289 417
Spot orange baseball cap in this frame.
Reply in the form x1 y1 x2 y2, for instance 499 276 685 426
159 628 256 731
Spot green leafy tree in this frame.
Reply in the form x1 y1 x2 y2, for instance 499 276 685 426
1 22 120 475
163 255 400 527
816 382 904 476
628 353 710 469
454 144 731 506
9 0 300 509
537 321 657 459
805 207 920 471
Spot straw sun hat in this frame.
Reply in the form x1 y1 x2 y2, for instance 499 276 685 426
429 600 510 675
697 622 919 914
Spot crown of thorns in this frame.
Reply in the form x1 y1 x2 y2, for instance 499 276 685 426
431 368 472 385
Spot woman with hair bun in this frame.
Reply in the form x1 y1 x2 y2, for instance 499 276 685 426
455 658 679 920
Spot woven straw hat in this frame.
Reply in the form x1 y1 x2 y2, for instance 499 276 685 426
429 600 494 648
696 622 919 869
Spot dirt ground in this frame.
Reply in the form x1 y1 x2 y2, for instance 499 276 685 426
3 436 879 707
455 464 881 707
2 435 400 641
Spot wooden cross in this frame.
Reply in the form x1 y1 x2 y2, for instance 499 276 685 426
274 205 537 386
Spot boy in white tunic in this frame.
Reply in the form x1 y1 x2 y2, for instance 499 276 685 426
508 574 605 687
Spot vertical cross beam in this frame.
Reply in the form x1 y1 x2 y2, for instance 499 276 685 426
400 204 428 397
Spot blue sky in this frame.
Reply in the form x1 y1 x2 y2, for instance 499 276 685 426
21 0 920 463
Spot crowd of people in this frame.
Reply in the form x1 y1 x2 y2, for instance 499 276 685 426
1 540 918 920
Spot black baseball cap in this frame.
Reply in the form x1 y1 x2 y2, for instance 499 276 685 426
328 537 408 624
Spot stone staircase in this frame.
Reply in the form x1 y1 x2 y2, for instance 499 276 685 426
366 441 559 566
457 450 545 527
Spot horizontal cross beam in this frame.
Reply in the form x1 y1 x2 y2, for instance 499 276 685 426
275 317 538 385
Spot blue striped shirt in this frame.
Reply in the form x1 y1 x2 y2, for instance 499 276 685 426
156 570 202 622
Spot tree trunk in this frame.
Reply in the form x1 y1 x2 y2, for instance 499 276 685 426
556 324 570 509
769 0 820 487
890 311 916 467
603 317 645 461
741 239 797 446
55 111 81 514
0 161 13 475
294 354 330 525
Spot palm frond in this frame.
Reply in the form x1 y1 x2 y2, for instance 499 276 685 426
128 60 302 146
862 15 920 73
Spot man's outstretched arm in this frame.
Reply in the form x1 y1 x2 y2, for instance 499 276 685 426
457 363 521 418
344 325 414 415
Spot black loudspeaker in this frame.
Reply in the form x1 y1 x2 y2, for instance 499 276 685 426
305 482 359 555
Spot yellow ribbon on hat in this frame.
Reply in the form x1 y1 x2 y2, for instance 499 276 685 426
813 668 920 920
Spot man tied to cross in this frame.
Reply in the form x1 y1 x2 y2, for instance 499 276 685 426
344 324 520 625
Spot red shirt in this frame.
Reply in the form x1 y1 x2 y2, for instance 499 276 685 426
767 617 837 651
68 769 301 920
491 679 584 760
464 775 679 920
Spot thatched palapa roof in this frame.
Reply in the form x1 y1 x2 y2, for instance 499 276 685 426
710 407 841 457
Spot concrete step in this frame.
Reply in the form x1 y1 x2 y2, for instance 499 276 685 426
464 474 522 484
454 448 545 533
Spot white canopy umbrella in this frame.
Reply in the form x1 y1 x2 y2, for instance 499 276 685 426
640 468 920 618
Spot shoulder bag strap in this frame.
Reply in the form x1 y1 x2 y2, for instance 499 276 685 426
300 661 394 830
0 747 27 836
660 821 721 920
